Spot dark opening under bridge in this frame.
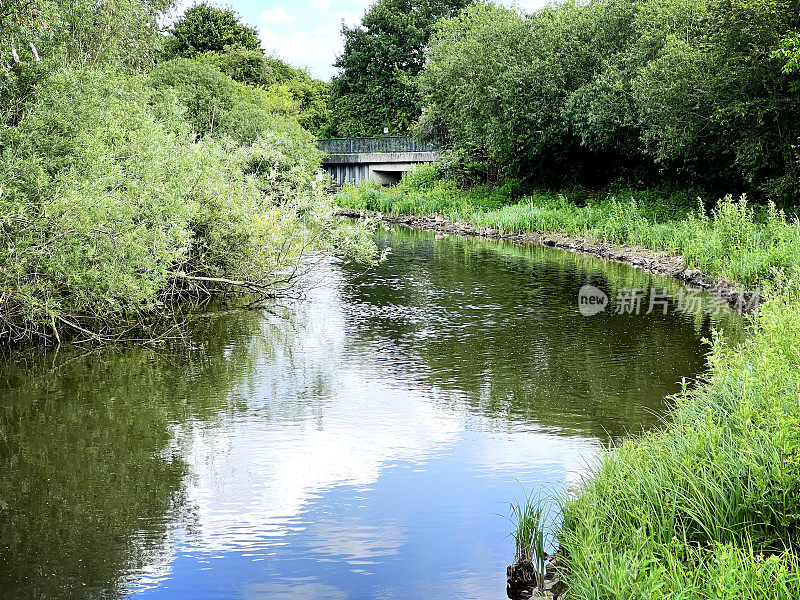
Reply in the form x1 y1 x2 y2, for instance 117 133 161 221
318 137 437 186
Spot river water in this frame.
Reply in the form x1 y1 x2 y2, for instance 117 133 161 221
0 227 743 600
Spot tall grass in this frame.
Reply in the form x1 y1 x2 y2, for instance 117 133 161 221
509 490 553 589
559 273 800 598
336 168 800 288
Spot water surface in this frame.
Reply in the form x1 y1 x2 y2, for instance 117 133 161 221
0 227 743 600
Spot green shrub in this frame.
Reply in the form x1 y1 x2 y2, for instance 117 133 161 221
0 67 374 345
198 48 277 87
149 58 239 136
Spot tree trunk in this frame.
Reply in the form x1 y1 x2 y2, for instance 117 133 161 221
29 41 40 61
10 34 21 64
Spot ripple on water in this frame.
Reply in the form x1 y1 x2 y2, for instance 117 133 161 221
0 227 744 600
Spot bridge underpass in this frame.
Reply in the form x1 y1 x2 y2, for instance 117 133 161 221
318 137 437 186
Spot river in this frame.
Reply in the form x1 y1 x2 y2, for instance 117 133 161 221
0 227 743 600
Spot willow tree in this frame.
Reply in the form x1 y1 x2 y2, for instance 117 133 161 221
0 0 43 63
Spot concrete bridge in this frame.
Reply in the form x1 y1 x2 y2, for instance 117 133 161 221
318 137 437 186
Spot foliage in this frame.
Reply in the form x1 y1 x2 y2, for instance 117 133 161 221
0 0 174 70
149 56 332 141
0 65 375 345
164 2 260 58
283 72 331 135
0 0 44 62
165 19 331 135
772 32 800 73
560 273 800 598
0 0 367 346
326 0 472 137
1 0 176 128
420 4 582 177
199 47 277 87
420 0 800 204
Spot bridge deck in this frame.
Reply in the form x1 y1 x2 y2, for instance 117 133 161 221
318 137 437 185
318 136 435 155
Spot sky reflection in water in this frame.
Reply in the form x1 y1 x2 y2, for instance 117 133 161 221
0 227 744 600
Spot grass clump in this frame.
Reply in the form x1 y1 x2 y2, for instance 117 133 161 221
559 274 800 598
510 490 554 590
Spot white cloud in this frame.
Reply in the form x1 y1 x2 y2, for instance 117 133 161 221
260 7 296 25
258 10 363 80
311 0 332 11
260 26 334 77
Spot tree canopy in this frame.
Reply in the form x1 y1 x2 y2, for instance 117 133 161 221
326 0 473 137
165 2 261 57
419 0 800 203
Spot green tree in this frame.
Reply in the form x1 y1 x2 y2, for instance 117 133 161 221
704 0 800 199
773 32 800 74
164 2 260 57
327 0 472 137
420 0 800 200
199 47 277 87
420 3 598 182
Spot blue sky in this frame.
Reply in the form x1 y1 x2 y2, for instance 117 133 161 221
170 1 552 80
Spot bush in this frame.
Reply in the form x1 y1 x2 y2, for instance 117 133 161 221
148 58 321 143
148 58 239 136
198 48 277 87
0 67 374 345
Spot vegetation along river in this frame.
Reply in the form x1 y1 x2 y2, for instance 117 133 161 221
0 226 744 600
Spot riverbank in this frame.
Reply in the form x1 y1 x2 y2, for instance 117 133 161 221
336 207 758 314
336 180 800 598
0 67 376 348
336 173 800 291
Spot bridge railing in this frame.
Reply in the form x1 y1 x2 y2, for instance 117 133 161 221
318 136 436 155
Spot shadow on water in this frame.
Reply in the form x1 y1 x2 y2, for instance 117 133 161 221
0 226 745 600
0 307 277 600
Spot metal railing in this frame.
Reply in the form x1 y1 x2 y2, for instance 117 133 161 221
317 136 436 155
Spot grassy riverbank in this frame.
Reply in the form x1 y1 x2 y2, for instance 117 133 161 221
336 172 800 598
336 170 800 289
561 281 800 597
